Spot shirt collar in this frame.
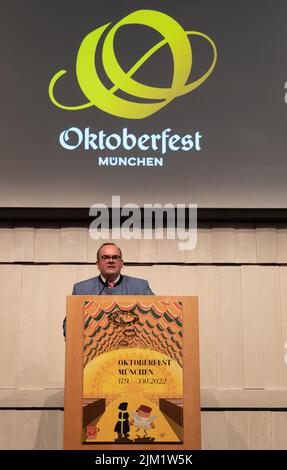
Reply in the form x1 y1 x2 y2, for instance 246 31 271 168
100 274 121 284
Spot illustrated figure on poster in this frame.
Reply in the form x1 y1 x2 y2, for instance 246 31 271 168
114 402 130 439
130 404 157 438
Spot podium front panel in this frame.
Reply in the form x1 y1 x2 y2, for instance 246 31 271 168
64 296 200 450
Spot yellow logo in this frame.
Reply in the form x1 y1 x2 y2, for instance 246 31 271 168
49 10 217 119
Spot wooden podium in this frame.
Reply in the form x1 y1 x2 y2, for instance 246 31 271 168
64 295 200 450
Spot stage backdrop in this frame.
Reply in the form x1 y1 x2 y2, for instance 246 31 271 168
1 0 287 208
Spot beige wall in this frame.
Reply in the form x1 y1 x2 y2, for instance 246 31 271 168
0 224 287 449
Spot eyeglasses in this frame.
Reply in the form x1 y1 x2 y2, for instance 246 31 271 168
99 255 122 261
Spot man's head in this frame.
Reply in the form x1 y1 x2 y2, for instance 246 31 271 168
96 243 123 281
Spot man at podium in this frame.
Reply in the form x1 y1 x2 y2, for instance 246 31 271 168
63 242 154 336
73 242 154 295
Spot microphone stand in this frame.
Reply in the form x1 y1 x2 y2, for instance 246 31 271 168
99 275 114 295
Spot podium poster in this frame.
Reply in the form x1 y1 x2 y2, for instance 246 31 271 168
64 296 200 450
82 300 183 444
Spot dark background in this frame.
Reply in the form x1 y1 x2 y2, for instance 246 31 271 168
1 0 286 208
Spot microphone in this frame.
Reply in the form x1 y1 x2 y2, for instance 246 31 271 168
99 275 113 295
99 278 109 295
